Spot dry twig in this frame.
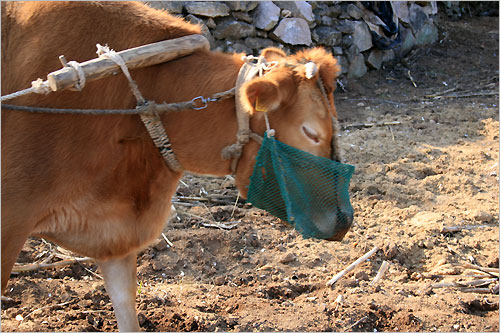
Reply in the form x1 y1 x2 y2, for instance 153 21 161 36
370 260 390 285
12 257 94 272
327 245 379 286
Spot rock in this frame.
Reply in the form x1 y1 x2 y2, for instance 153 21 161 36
226 42 253 55
367 49 383 69
355 271 370 281
352 21 373 52
244 37 275 51
415 21 438 46
347 3 363 20
335 20 356 34
206 18 216 29
253 2 280 31
224 1 258 12
347 54 367 79
281 9 292 19
153 239 168 251
232 11 253 24
313 26 342 46
271 18 312 46
474 210 494 223
409 3 429 34
274 1 315 26
392 1 410 24
146 1 184 14
336 56 349 74
214 276 225 286
397 25 416 57
333 46 343 55
213 19 255 39
329 4 343 18
185 1 230 18
346 44 360 63
321 16 333 26
279 252 297 264
382 241 399 260
184 15 215 48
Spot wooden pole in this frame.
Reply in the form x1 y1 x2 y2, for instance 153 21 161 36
47 34 209 92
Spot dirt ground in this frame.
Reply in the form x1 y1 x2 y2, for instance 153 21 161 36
1 15 499 333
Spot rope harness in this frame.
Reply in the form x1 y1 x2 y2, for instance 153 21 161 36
1 44 340 174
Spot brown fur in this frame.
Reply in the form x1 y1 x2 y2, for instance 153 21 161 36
1 1 340 318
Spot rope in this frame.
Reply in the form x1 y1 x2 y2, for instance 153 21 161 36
96 44 145 105
1 79 52 102
1 88 235 114
67 61 86 91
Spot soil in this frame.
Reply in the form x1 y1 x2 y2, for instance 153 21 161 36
1 15 499 333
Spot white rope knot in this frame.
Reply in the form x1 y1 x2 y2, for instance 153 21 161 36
31 78 52 95
67 61 86 91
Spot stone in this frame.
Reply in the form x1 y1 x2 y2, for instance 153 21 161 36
271 18 312 46
329 4 343 17
392 1 410 24
213 19 255 39
185 1 230 18
244 37 275 51
332 46 343 55
206 18 216 29
226 42 253 55
253 2 280 31
354 271 370 281
367 49 383 69
474 210 494 223
415 21 438 46
347 54 367 79
336 56 349 74
321 15 333 26
184 15 215 48
352 21 373 52
146 1 183 14
335 20 356 34
224 1 258 12
153 239 168 251
313 26 342 46
397 25 416 57
274 1 315 26
347 3 363 20
346 44 360 63
232 11 253 24
382 241 399 260
279 252 297 264
214 276 225 286
409 3 429 34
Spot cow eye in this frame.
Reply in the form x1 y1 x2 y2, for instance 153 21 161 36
302 125 320 144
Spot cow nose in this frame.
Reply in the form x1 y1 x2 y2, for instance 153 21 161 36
327 208 354 241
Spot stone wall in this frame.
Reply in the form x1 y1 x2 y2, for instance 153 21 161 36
146 1 439 80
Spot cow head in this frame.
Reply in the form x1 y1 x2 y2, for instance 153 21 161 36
234 47 353 241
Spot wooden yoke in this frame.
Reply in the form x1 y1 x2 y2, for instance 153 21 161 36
46 34 209 92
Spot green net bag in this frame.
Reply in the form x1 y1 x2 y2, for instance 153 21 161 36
247 134 355 240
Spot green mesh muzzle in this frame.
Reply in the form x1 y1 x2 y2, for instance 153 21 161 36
247 134 355 240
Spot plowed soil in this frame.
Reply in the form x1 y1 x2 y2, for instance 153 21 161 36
1 15 498 332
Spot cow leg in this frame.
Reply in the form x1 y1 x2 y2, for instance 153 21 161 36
98 252 140 332
1 227 31 294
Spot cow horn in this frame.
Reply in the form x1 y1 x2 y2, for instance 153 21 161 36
305 62 318 79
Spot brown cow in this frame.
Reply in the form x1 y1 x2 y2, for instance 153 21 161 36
2 2 347 331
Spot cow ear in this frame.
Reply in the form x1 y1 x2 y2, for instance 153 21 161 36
240 71 296 115
318 57 341 94
260 47 287 62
